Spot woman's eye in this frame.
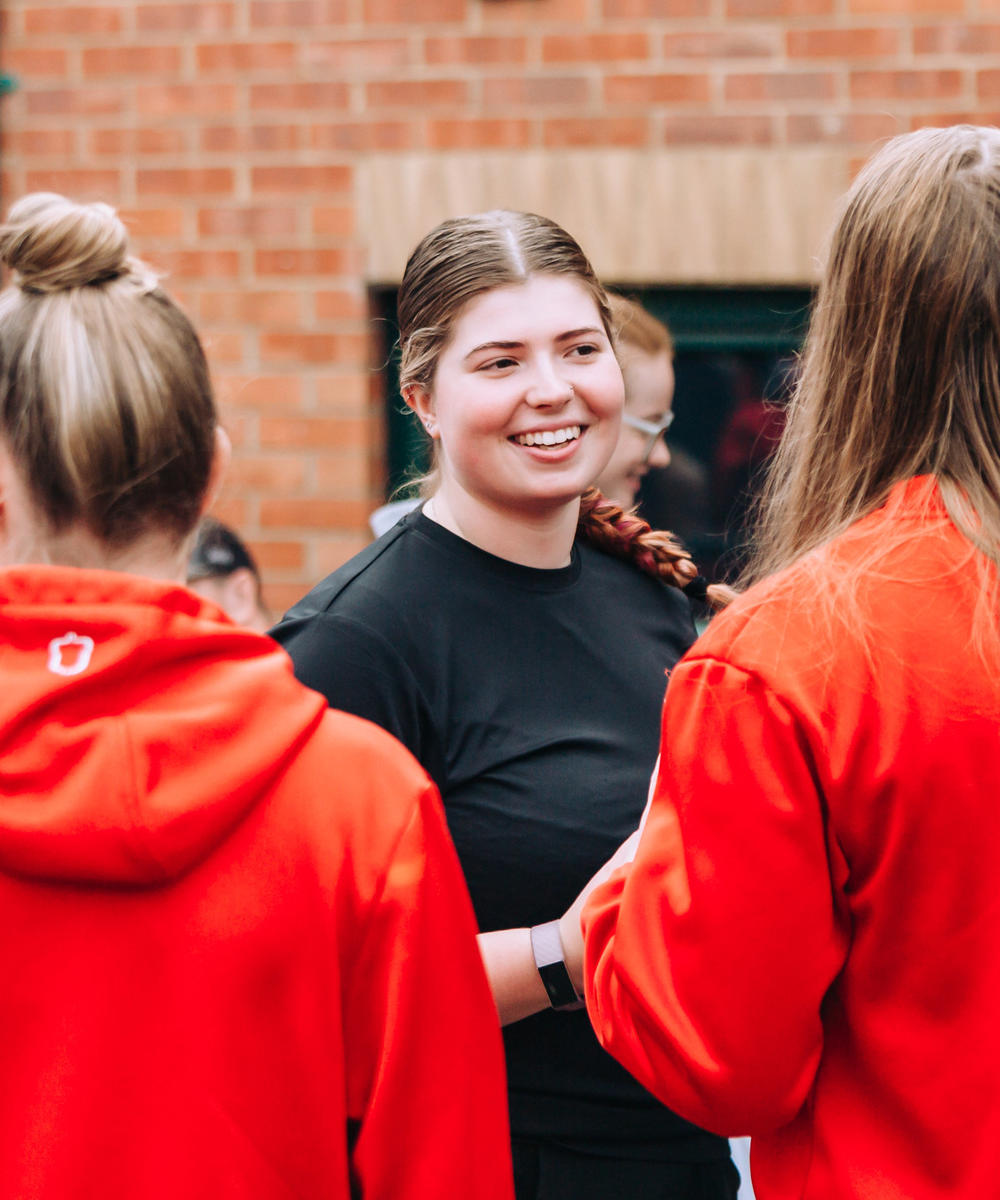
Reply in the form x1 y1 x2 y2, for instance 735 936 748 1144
480 357 518 371
569 343 600 359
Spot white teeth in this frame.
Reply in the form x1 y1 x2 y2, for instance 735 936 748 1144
513 425 581 447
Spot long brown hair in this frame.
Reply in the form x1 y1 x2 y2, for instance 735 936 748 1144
0 192 217 547
746 126 1000 606
398 210 730 605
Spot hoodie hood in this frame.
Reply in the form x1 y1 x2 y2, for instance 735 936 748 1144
0 565 327 885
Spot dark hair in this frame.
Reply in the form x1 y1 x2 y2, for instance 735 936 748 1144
187 518 260 583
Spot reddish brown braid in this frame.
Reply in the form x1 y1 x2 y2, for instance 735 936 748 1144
576 488 737 609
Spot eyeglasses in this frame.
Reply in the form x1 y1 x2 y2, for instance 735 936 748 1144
622 410 675 463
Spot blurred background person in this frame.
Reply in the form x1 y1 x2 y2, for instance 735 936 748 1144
187 516 273 633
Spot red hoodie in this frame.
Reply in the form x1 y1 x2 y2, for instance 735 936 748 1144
0 566 513 1200
583 477 1000 1198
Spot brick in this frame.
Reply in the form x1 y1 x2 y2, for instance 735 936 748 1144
150 249 242 278
311 206 355 238
544 116 650 147
200 289 304 324
27 88 124 116
309 120 417 151
850 0 962 11
250 82 350 110
727 0 833 14
424 36 527 65
787 28 900 57
138 168 235 195
542 33 650 63
137 83 239 115
266 582 315 613
304 38 412 72
260 498 372 529
251 165 352 193
315 452 372 493
315 373 372 409
604 74 711 105
90 127 189 155
200 124 303 153
198 206 299 237
250 0 349 24
661 30 779 57
215 374 304 407
137 3 236 31
252 541 305 570
916 25 1000 54
980 70 1000 98
364 0 463 21
366 79 468 108
83 45 184 75
910 110 1000 128
603 0 708 14
119 207 186 238
25 5 123 33
850 70 964 100
227 454 308 492
25 168 122 196
426 118 534 149
315 289 368 320
662 114 776 144
203 331 247 364
5 128 76 155
208 497 249 530
484 0 588 20
4 47 69 75
255 248 354 275
725 71 837 101
197 42 297 71
259 332 368 364
260 416 369 448
484 76 590 106
787 112 901 142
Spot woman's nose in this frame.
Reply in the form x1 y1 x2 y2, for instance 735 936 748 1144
526 362 573 406
647 438 671 469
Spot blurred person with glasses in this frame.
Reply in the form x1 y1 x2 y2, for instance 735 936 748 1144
595 295 676 510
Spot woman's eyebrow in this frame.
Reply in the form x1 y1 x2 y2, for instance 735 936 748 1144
463 340 524 361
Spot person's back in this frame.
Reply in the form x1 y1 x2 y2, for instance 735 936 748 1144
575 125 1000 1199
0 193 513 1200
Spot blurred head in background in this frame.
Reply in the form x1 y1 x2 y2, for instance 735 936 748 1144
596 295 675 510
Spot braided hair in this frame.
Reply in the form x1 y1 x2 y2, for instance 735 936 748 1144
577 488 736 609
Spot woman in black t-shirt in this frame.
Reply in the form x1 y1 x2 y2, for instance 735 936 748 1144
275 211 738 1199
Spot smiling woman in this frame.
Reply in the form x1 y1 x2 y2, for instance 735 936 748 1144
274 211 739 1200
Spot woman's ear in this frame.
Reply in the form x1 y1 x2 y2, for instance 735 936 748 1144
201 426 232 516
404 384 439 438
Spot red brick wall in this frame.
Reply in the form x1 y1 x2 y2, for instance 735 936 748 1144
2 0 999 610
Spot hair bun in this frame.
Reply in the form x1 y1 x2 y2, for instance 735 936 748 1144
0 192 129 293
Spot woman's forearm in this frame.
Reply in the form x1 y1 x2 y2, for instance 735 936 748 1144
477 927 551 1026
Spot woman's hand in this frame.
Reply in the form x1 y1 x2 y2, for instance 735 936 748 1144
559 828 641 994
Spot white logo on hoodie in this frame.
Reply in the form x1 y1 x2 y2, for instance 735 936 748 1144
47 632 95 677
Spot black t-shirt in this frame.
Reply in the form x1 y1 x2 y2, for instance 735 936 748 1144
274 511 728 1161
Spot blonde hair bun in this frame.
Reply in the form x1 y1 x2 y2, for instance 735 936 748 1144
0 192 129 293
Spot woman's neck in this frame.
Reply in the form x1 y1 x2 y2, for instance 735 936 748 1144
423 487 581 569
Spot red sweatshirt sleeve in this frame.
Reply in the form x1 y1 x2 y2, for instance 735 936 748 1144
344 780 514 1200
582 656 849 1136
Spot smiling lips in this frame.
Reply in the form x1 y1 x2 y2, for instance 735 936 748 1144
511 425 582 448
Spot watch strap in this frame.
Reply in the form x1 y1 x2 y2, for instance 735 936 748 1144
530 920 584 1011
